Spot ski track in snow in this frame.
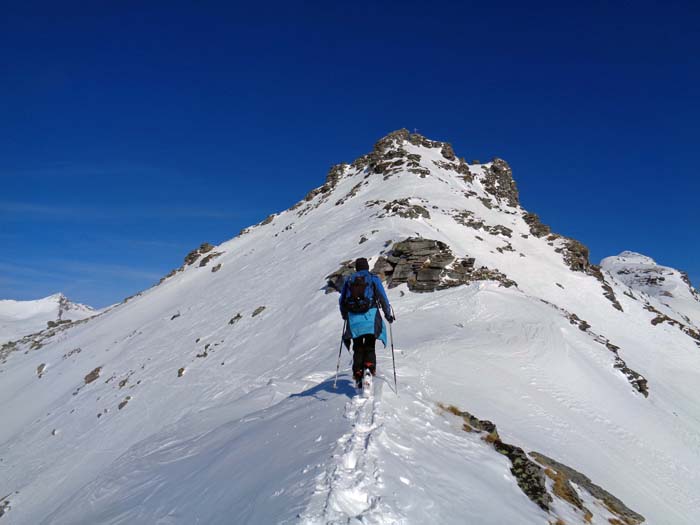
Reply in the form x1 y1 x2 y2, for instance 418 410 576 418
301 376 403 525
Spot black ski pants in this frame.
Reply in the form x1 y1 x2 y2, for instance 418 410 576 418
352 334 376 379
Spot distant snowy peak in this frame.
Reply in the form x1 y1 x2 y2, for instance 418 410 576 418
54 293 96 319
0 293 96 345
612 251 657 265
601 251 697 300
602 251 699 328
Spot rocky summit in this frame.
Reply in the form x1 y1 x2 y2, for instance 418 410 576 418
0 130 698 524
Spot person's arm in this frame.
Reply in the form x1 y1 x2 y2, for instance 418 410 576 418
373 275 393 321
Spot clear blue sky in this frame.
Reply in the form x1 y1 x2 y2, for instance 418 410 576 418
1 1 698 307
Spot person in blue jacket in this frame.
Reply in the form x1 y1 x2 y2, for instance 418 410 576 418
339 257 393 388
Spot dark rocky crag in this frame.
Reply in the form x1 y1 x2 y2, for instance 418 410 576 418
0 496 10 518
643 304 700 346
375 199 431 220
159 242 218 285
530 452 645 525
326 238 516 294
373 237 516 292
325 260 357 294
480 158 519 208
522 212 551 238
678 271 699 300
439 404 552 511
440 404 645 524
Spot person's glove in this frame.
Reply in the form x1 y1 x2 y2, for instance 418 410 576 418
341 311 348 320
386 314 394 323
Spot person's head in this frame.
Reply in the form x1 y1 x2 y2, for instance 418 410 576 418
355 257 369 272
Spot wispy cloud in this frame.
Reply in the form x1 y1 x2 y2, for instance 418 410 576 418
0 162 169 180
0 202 86 218
0 259 162 284
0 201 243 221
0 275 23 287
120 239 189 250
156 208 241 219
53 260 163 282
0 258 165 306
0 261 72 281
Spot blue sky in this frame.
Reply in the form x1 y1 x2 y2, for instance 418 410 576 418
1 1 698 307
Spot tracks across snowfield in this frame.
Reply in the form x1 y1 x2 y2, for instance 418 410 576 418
300 375 403 524
299 345 551 525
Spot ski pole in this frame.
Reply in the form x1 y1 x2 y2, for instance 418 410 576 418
389 306 397 394
333 320 347 389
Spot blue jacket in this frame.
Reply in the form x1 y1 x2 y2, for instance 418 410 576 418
339 270 392 348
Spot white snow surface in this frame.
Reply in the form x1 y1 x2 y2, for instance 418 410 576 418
1 134 699 524
0 293 96 346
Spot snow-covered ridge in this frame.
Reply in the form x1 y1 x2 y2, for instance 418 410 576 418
601 251 696 299
0 130 699 524
602 251 700 327
0 293 96 346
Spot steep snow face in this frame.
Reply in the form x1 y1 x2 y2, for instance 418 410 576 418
0 293 96 345
602 251 700 327
1 130 699 524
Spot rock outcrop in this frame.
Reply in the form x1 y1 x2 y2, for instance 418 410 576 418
373 238 516 292
347 129 470 181
439 404 552 512
643 304 700 345
84 367 102 384
158 242 220 285
441 404 645 524
325 260 357 293
453 210 513 238
480 158 519 207
368 198 431 219
325 238 516 295
0 496 10 518
530 452 645 525
184 243 215 266
522 212 551 238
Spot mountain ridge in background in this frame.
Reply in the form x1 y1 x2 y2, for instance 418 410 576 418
0 293 96 346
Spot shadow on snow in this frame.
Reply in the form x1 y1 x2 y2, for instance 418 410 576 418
290 376 356 400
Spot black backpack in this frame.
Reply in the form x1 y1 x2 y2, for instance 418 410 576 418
343 273 376 314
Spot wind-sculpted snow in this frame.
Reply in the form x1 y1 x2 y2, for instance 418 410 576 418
0 131 698 524
41 378 353 525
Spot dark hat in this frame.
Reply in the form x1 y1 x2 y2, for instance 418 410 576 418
355 257 370 271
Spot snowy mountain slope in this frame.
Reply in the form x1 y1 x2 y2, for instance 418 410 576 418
1 130 699 524
0 293 96 346
602 251 700 328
